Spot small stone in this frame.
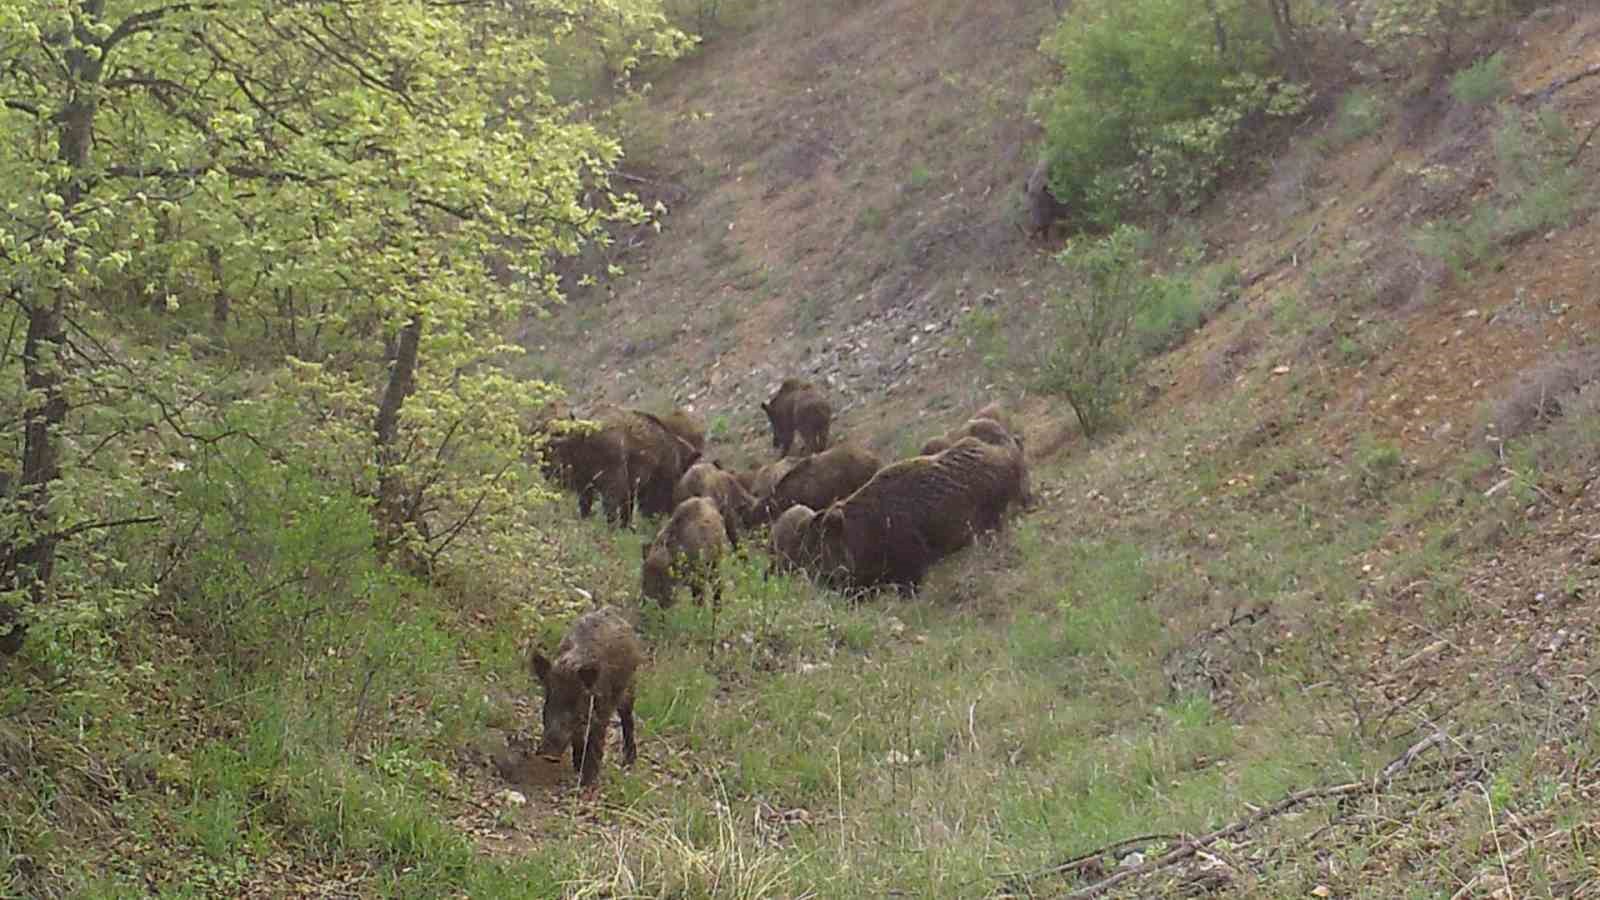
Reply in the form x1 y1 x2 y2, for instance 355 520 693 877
1272 365 1291 375
496 789 528 807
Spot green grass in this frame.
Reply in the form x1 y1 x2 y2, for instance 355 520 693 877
1325 88 1390 150
1450 52 1511 108
1415 106 1593 278
14 309 1599 898
12 4 1600 898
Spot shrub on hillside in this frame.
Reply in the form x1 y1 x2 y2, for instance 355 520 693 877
1037 225 1159 437
1413 105 1590 278
1486 350 1600 442
1449 52 1511 107
1031 0 1308 227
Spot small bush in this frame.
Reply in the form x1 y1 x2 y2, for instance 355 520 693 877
1327 89 1389 149
1136 261 1241 354
1037 226 1159 436
1449 52 1510 107
1485 350 1600 442
1356 439 1405 498
1415 107 1592 277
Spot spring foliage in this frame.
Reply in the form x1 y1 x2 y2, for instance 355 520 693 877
0 0 692 654
1032 0 1307 227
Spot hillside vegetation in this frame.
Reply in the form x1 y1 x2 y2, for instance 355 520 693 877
5 0 1600 897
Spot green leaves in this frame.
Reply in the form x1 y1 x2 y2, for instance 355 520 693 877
1033 0 1304 226
0 0 687 664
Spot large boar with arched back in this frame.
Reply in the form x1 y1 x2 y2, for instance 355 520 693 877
628 409 703 519
919 402 1018 455
674 461 755 546
528 605 643 792
759 444 881 524
543 406 700 528
641 497 729 608
540 413 623 517
806 437 1026 594
642 408 706 456
919 404 1034 510
762 379 832 458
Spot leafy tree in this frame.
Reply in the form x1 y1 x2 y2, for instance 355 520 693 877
0 0 690 651
1032 0 1306 226
1369 0 1526 63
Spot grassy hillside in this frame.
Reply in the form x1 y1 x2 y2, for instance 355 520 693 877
518 0 1600 896
6 0 1600 897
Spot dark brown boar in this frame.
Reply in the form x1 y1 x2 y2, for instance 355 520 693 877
807 437 1026 593
919 402 1019 456
919 406 1034 510
768 503 818 577
674 461 755 545
759 444 882 523
542 406 700 527
640 407 706 455
528 606 643 790
747 457 800 502
1025 155 1069 240
762 379 832 457
641 497 729 607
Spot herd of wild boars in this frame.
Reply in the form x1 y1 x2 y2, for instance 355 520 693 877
522 380 1032 790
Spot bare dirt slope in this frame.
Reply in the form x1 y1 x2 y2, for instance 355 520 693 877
534 0 1062 460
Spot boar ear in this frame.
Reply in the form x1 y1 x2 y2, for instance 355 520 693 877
821 506 846 536
640 542 650 562
760 401 771 414
530 651 552 682
576 663 601 690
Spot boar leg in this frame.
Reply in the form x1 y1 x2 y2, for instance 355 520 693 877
618 699 637 767
601 467 632 528
577 720 609 787
885 531 932 595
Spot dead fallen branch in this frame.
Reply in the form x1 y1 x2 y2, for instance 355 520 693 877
996 833 1188 893
1567 117 1600 167
1001 731 1455 898
1520 63 1600 105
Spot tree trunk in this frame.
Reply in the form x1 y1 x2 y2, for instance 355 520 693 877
15 297 68 592
1204 0 1228 58
4 9 106 654
1266 0 1303 79
374 311 424 559
208 245 229 335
